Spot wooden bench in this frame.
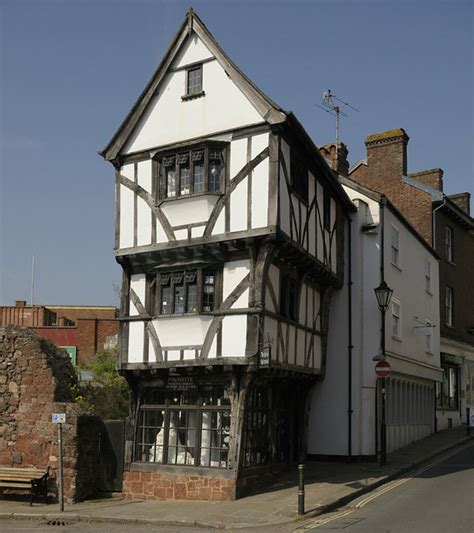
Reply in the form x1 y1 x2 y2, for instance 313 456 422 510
0 467 49 505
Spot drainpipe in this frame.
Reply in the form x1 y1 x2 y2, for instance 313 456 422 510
347 215 353 459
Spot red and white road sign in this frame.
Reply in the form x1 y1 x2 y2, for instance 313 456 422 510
375 360 391 378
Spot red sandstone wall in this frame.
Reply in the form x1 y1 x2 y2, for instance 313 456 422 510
122 470 236 501
0 326 101 502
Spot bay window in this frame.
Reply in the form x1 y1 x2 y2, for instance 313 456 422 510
150 269 216 316
157 144 226 200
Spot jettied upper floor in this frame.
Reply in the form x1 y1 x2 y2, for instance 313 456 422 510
100 9 354 287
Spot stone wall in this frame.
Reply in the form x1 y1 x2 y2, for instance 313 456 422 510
122 470 236 501
0 326 101 502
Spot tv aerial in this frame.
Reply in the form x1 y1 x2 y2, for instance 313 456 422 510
315 89 359 143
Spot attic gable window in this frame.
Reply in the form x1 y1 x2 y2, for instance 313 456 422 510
182 64 205 100
157 144 226 200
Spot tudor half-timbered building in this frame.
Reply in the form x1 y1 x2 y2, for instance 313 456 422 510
101 9 353 500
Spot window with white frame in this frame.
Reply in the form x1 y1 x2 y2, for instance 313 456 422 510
445 286 453 327
391 225 400 267
391 300 401 339
425 259 432 293
425 320 434 353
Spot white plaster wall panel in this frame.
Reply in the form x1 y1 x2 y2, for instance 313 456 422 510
161 196 219 226
172 34 213 69
315 289 321 330
124 58 263 154
153 315 213 347
223 260 250 301
313 335 322 370
331 226 337 273
183 350 195 360
211 211 225 235
251 158 269 229
296 329 305 366
288 326 296 365
156 218 169 243
307 287 314 329
299 285 307 326
316 183 324 262
230 178 248 232
130 274 146 316
128 321 144 363
308 174 316 256
279 164 291 236
264 317 278 358
221 315 247 357
230 138 247 179
148 338 157 363
121 163 134 180
119 185 134 249
137 196 152 246
232 288 249 309
191 225 205 238
167 350 180 361
265 264 279 312
208 336 217 358
137 160 152 193
251 133 269 158
174 229 188 241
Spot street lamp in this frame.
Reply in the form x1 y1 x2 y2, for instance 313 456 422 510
374 280 393 466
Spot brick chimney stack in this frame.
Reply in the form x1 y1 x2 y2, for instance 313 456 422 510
409 168 444 191
448 192 471 215
365 128 409 181
319 142 349 177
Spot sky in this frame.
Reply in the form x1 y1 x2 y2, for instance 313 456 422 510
0 0 472 306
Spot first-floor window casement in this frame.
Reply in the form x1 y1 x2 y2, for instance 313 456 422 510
445 286 453 326
157 144 226 200
135 386 230 468
391 300 401 339
391 225 400 267
153 269 216 316
436 364 459 409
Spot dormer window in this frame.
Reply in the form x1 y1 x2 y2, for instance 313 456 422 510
157 144 226 201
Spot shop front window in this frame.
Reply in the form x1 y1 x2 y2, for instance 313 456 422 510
135 384 231 468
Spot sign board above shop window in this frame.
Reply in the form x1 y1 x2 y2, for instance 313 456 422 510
166 376 197 391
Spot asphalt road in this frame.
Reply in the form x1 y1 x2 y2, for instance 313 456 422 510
0 443 472 533
298 441 474 533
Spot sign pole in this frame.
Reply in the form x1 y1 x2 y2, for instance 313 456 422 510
380 377 387 466
58 422 64 512
52 413 66 512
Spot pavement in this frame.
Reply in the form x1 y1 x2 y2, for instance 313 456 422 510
0 426 471 530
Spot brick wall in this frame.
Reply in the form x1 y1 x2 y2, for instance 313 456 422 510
0 326 101 502
349 128 433 243
48 307 117 323
76 319 118 363
408 168 444 191
122 470 236 501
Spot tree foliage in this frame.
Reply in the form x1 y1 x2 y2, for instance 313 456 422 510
73 351 130 420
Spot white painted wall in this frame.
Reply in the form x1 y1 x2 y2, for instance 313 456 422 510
223 260 250 302
153 315 213 348
161 196 219 227
130 274 146 315
123 34 263 154
221 315 247 357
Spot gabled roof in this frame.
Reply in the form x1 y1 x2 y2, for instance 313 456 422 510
99 9 287 162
